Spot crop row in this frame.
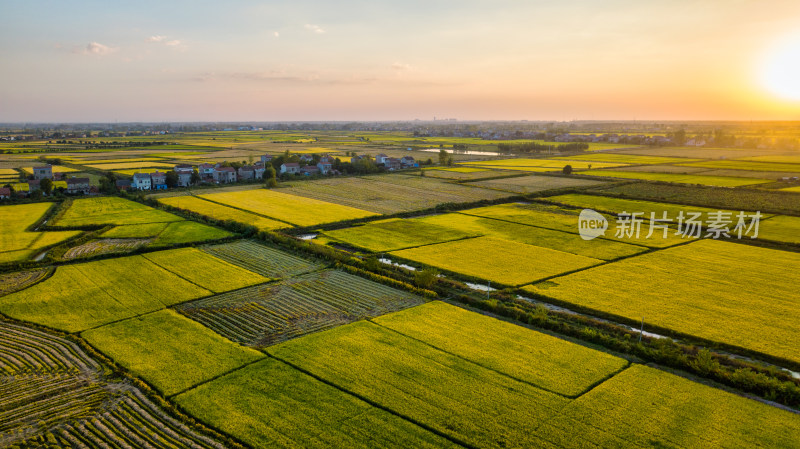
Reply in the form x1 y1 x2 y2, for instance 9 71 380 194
0 321 100 374
177 269 425 347
62 238 151 260
0 269 51 297
202 240 322 278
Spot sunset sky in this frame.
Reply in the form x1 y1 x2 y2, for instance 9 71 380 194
2 0 800 122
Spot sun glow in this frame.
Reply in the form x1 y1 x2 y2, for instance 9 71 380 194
761 35 800 101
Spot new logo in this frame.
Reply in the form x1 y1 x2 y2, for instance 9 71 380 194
578 209 608 240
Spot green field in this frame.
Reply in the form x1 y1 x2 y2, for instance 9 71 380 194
526 239 800 364
100 222 169 238
423 166 489 173
149 220 233 245
82 310 264 396
392 236 601 286
576 169 772 186
175 358 457 449
373 302 627 396
269 320 572 448
461 202 686 248
54 197 183 227
142 247 268 293
158 195 290 230
0 254 211 332
198 188 378 227
325 218 478 252
758 215 800 244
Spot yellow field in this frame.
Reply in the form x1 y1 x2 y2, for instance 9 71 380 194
158 195 290 230
20 165 78 174
85 162 174 170
526 239 800 364
142 247 269 293
199 189 378 227
391 236 601 286
460 158 628 171
0 203 80 262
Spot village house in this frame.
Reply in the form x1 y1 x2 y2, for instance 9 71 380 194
132 173 152 190
27 179 41 192
150 171 168 190
299 154 314 163
317 159 333 175
115 179 131 191
400 156 418 168
33 165 53 180
252 163 266 179
237 165 256 181
198 163 215 182
213 166 237 183
384 157 402 170
300 165 320 176
66 177 91 195
260 154 273 164
174 164 194 187
0 187 10 199
350 155 364 164
375 154 389 164
280 162 300 175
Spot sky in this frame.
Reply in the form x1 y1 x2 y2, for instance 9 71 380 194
2 0 800 122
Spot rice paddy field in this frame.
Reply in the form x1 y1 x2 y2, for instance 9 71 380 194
177 269 426 347
202 240 322 278
198 188 378 227
280 175 513 214
53 197 182 227
391 236 601 286
552 153 699 165
575 169 773 186
460 158 629 171
20 165 78 174
677 160 800 173
0 202 81 263
82 309 264 396
158 194 290 230
0 248 266 332
526 239 800 364
463 173 607 193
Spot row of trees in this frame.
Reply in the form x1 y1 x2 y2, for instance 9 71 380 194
496 142 589 154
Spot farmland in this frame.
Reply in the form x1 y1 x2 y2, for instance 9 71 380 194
142 247 268 292
552 153 699 164
575 169 772 186
158 194 290 230
0 203 81 263
0 320 225 448
678 159 800 173
202 239 322 278
373 302 627 396
269 320 572 448
279 174 512 214
526 239 800 364
53 197 182 227
325 218 478 252
463 173 607 193
175 358 457 449
460 158 629 171
177 269 425 346
82 310 264 396
198 188 378 227
0 254 212 332
391 236 601 286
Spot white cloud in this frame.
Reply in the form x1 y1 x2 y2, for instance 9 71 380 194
148 35 166 43
304 24 325 34
391 62 412 71
274 31 280 38
83 42 117 56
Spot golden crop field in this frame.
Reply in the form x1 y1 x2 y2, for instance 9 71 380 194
20 165 78 174
0 203 80 262
391 236 601 286
526 239 800 364
464 174 606 194
84 161 174 170
54 197 183 226
198 188 378 227
0 254 211 332
575 169 772 186
460 158 629 171
373 302 627 396
158 195 289 230
142 247 269 293
552 154 699 164
82 310 264 396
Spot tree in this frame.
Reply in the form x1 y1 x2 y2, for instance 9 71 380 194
99 172 116 194
264 165 278 188
414 269 439 289
190 169 202 185
165 170 178 188
562 164 573 175
438 149 449 166
40 178 53 195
